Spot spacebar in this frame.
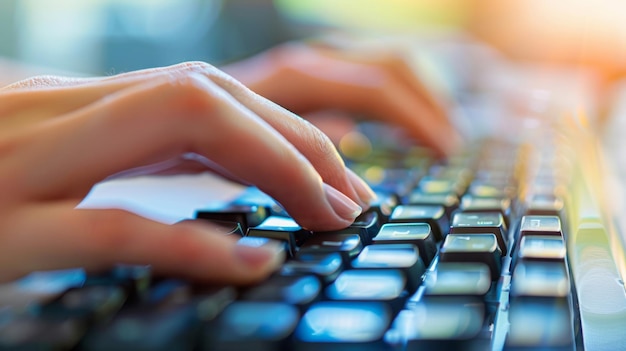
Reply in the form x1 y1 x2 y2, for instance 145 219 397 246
570 220 626 351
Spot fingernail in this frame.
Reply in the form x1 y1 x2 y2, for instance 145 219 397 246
323 183 362 221
346 168 377 207
235 237 285 270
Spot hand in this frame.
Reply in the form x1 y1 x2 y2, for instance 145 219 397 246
0 62 376 284
223 41 462 157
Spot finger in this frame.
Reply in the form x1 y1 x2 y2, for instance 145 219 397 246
94 61 376 207
0 202 284 284
8 72 360 230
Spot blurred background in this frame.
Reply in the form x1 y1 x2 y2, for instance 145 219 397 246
1 0 626 83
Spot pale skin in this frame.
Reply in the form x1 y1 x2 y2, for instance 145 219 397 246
0 43 459 285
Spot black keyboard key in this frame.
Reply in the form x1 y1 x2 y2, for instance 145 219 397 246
439 234 502 280
459 195 512 226
337 211 381 244
517 235 566 261
240 275 321 308
519 215 562 237
407 191 460 218
351 244 426 293
325 270 408 312
450 212 508 254
391 297 486 349
510 261 569 298
195 204 268 231
294 301 392 350
282 252 344 284
525 194 565 218
247 216 311 257
204 302 299 351
422 262 492 297
372 223 437 265
506 298 575 350
389 205 448 241
298 233 363 265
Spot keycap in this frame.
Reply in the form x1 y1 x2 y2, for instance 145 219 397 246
350 244 426 293
389 205 448 241
450 212 508 254
511 261 569 298
506 298 575 350
325 270 408 312
519 215 562 237
240 275 321 308
422 262 492 297
294 301 392 350
439 234 502 280
517 235 566 261
337 211 381 244
247 216 311 257
459 195 511 226
525 194 564 218
298 233 363 265
390 297 486 349
195 204 268 231
372 223 437 265
204 302 300 351
281 252 343 284
407 191 460 218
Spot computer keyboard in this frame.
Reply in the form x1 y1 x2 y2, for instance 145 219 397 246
0 124 594 350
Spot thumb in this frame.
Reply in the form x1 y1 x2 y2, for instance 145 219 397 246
0 202 284 284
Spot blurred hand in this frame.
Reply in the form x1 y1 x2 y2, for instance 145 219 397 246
223 41 462 157
0 62 376 284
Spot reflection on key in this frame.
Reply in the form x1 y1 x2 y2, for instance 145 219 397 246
295 302 391 345
511 261 569 298
389 205 448 241
507 299 574 349
240 275 321 308
518 235 566 261
351 245 425 293
326 270 406 302
423 263 491 297
282 253 343 284
439 234 502 280
519 215 562 237
373 223 437 265
391 297 485 346
450 212 508 254
208 302 299 350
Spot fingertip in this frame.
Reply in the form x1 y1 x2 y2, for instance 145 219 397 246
345 168 377 209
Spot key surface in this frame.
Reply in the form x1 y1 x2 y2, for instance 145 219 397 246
281 252 343 284
422 263 491 297
372 223 437 265
351 244 426 292
294 301 392 350
439 234 502 280
519 215 562 237
325 270 408 312
205 302 299 351
298 233 363 265
450 212 508 254
390 205 448 241
517 235 566 261
240 275 321 308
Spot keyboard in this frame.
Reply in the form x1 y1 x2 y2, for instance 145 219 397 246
0 117 612 351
